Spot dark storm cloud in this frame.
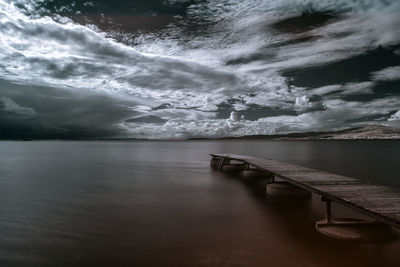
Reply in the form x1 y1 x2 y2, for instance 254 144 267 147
19 0 201 35
271 11 338 34
0 93 43 139
31 0 195 16
0 80 138 139
125 115 167 124
282 45 400 88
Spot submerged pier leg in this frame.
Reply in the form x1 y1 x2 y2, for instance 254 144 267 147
210 157 218 168
212 157 249 172
266 178 311 198
315 197 395 242
322 197 332 224
242 167 273 180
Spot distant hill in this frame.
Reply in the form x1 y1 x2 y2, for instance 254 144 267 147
306 125 400 140
190 125 400 140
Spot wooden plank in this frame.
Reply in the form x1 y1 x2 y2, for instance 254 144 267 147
210 153 400 228
304 181 364 186
227 155 317 173
279 172 358 183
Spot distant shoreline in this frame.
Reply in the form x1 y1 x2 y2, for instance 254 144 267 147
189 125 400 141
1 125 399 141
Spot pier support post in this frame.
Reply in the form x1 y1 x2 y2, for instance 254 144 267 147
326 201 332 224
266 179 311 198
322 197 332 224
315 197 394 242
212 156 249 172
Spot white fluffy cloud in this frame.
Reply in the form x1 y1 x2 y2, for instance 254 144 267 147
372 66 400 81
388 111 400 121
121 96 400 139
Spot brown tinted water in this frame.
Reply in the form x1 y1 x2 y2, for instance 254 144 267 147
0 140 399 266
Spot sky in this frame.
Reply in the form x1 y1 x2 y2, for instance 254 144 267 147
0 0 399 139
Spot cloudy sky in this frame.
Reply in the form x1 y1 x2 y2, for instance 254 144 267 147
0 0 399 139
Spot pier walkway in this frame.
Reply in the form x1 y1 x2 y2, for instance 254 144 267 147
210 154 400 229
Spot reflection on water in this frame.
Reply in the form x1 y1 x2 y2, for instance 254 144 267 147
0 140 399 266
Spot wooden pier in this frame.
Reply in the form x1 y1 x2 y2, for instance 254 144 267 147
210 154 400 230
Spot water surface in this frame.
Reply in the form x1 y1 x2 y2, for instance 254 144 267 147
0 140 399 266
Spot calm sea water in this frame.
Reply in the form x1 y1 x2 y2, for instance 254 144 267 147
0 140 399 267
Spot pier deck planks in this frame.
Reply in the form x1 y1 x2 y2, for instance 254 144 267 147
210 153 400 228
